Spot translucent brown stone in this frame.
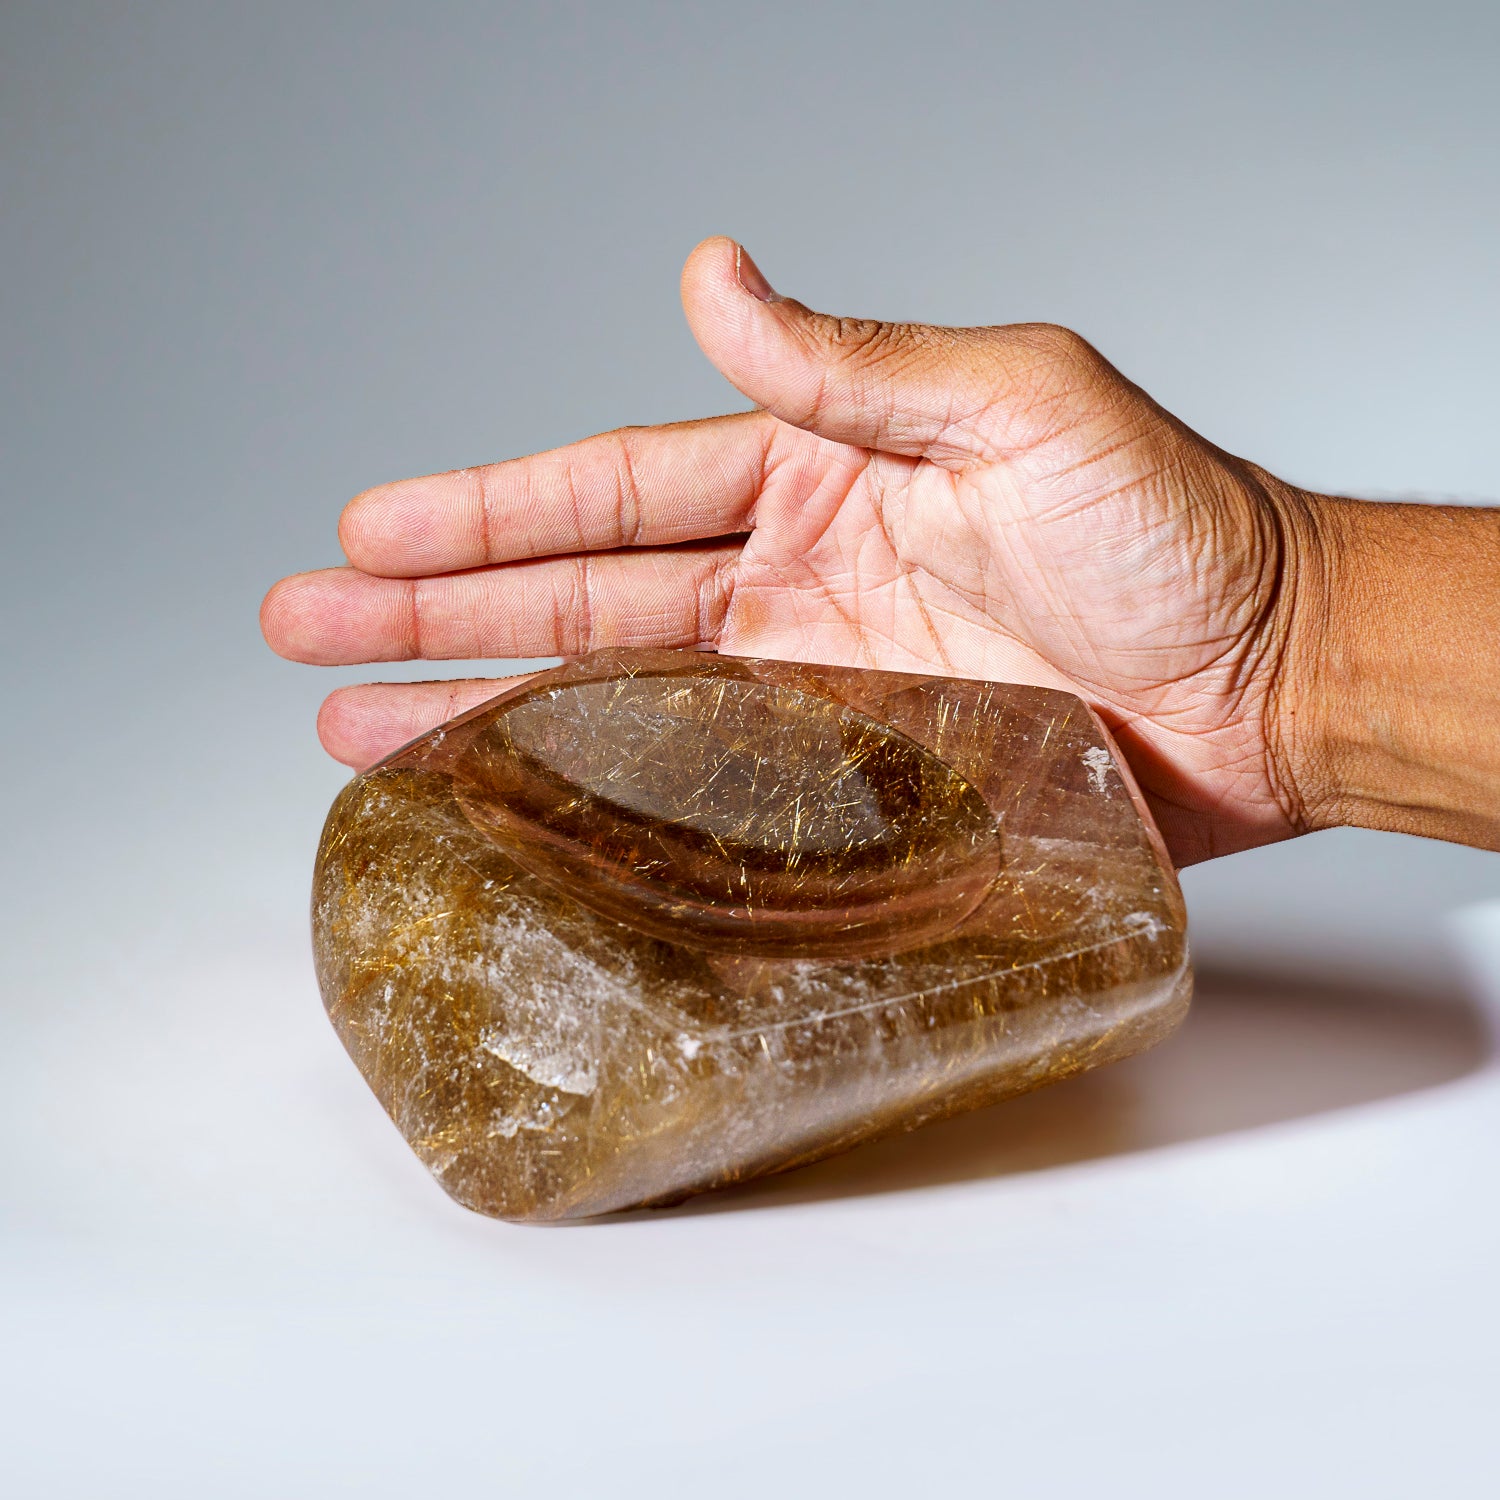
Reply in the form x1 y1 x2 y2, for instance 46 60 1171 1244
313 648 1190 1220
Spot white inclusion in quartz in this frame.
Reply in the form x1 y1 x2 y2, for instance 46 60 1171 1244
480 1027 599 1096
1082 745 1114 794
472 912 625 1096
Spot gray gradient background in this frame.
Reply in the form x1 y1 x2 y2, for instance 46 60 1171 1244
4 3 1499 1495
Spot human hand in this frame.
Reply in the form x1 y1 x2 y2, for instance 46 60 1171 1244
262 236 1334 866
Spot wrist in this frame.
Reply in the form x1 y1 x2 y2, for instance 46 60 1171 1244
1254 479 1337 838
1269 487 1500 850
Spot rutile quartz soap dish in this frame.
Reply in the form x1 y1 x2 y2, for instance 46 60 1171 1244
312 648 1189 1220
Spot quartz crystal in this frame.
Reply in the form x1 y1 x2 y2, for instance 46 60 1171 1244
313 648 1189 1220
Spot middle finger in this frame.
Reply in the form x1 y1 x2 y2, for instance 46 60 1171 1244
339 411 776 578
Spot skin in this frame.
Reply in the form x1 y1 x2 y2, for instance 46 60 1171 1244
262 236 1500 867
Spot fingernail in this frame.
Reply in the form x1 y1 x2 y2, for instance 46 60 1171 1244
735 243 781 303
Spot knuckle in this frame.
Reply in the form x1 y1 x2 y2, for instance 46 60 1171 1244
794 314 925 427
470 466 500 563
1013 322 1099 368
405 580 427 659
559 555 595 655
608 428 646 546
829 315 908 367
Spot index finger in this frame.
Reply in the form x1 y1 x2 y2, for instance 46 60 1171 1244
339 410 778 578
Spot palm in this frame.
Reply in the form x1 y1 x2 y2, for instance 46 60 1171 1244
719 426 1255 698
263 238 1301 863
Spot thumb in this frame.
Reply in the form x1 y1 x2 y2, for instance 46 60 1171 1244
680 236 1094 464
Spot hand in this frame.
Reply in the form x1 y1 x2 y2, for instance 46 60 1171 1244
263 236 1326 866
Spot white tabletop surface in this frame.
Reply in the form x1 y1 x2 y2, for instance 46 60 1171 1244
7 835 1500 1496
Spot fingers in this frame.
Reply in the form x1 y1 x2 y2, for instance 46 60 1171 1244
339 412 773 578
680 235 1111 466
261 540 740 665
318 677 530 769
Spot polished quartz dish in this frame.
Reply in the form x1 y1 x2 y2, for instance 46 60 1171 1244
312 648 1190 1220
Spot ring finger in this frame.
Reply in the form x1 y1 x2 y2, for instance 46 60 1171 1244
261 539 743 665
